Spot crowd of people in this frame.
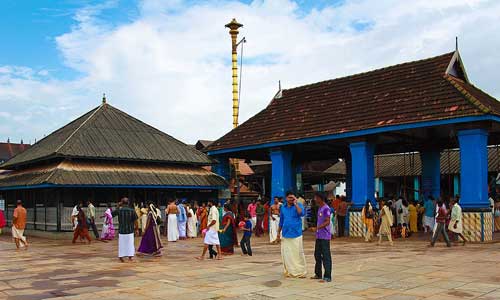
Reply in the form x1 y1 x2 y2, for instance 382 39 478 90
358 195 469 247
6 190 500 283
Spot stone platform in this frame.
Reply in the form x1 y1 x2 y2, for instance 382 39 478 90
1 232 500 300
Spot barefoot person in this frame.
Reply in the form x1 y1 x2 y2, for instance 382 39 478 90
278 191 307 278
86 199 100 240
311 192 332 282
137 203 163 256
112 198 138 262
166 200 179 242
12 200 28 249
269 197 281 244
449 196 466 245
196 199 222 260
72 206 92 244
378 199 394 246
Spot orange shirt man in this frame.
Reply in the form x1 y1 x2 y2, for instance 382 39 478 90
12 200 28 249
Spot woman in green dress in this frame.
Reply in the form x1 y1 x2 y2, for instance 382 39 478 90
219 204 238 255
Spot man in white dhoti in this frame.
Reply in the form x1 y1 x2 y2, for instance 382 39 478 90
277 191 307 278
269 197 281 243
12 200 28 249
177 200 187 240
165 200 179 242
196 199 222 260
112 198 137 262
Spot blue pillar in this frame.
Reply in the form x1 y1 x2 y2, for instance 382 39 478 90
345 157 352 201
213 156 230 181
458 129 489 209
270 149 293 204
414 176 420 201
453 175 460 197
349 141 375 208
421 150 440 200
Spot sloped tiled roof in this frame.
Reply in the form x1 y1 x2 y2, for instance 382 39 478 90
325 147 500 177
208 51 500 152
1 103 213 169
0 142 30 163
0 160 225 188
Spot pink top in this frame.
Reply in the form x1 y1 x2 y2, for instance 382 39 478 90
247 203 257 218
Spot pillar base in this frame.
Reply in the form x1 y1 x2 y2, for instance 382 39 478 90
348 210 364 237
463 211 492 242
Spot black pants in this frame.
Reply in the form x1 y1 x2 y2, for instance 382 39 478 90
240 235 252 256
314 239 332 279
208 245 218 259
337 216 346 237
88 219 99 239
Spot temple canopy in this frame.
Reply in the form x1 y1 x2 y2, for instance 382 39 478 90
206 50 500 242
207 51 500 160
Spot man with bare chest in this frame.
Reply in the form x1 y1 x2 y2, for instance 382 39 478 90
269 197 281 244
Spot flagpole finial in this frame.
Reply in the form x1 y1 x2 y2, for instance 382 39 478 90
102 93 107 104
455 36 458 51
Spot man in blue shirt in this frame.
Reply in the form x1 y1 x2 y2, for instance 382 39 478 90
277 191 307 278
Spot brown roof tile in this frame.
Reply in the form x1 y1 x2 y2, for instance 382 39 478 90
208 51 500 152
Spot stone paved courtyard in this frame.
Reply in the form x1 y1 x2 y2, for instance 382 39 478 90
1 233 500 300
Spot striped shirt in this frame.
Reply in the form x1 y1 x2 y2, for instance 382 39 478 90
112 207 137 234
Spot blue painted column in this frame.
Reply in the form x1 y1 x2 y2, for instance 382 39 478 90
270 149 294 204
421 150 441 200
458 129 489 209
349 141 375 208
458 129 490 242
414 176 420 201
453 175 460 197
345 157 352 201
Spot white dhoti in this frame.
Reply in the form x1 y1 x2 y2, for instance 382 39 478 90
187 218 197 238
250 217 257 230
11 227 27 247
118 233 135 258
178 221 187 238
424 216 435 230
203 228 220 245
281 236 307 278
269 215 280 243
167 214 179 242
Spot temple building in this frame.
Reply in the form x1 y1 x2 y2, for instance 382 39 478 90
0 99 225 231
207 50 500 242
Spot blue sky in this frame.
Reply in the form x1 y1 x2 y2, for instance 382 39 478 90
1 0 500 144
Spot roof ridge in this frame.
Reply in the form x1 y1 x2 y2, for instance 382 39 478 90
54 103 105 154
444 74 491 114
282 51 455 93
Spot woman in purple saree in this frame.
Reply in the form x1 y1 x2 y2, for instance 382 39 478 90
137 204 163 256
100 203 115 240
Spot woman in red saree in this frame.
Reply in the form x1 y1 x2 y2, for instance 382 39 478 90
263 200 270 233
197 203 208 235
219 204 238 254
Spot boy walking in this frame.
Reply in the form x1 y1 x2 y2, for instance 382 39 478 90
240 214 253 256
311 192 332 282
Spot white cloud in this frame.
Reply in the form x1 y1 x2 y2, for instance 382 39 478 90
1 0 500 145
